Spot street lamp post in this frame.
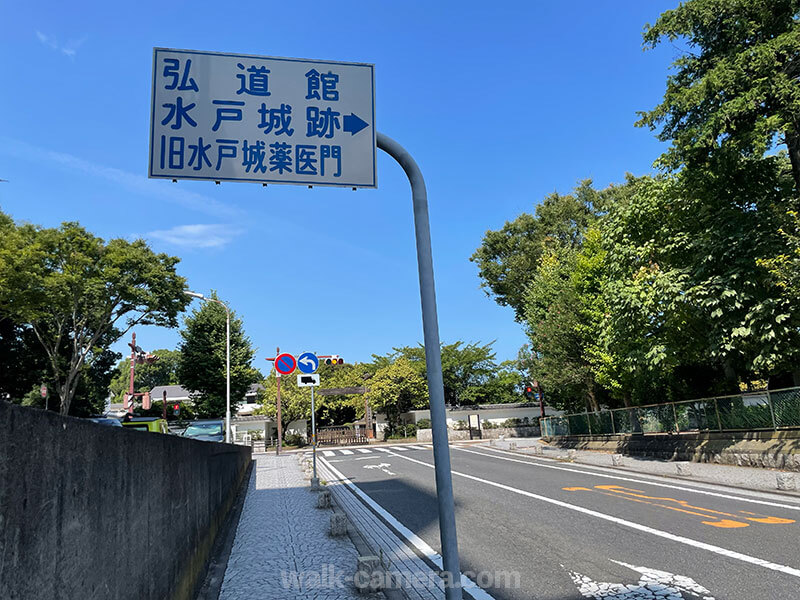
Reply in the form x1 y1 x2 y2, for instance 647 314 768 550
184 290 232 443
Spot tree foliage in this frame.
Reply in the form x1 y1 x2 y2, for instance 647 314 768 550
177 295 261 418
364 357 428 430
0 213 189 415
638 0 800 191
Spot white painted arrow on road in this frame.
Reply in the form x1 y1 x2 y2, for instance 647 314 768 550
364 463 396 476
568 560 715 599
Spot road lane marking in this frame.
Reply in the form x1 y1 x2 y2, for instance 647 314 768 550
408 445 428 450
340 449 354 455
364 463 396 476
456 447 800 512
389 451 800 579
357 448 372 454
375 448 393 453
322 450 335 457
391 446 410 451
319 456 495 600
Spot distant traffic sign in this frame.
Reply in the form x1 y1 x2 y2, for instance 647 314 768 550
297 352 319 374
275 353 296 375
149 48 376 188
297 374 320 387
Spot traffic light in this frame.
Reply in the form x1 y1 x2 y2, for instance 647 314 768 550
525 383 534 401
172 403 180 417
325 355 344 365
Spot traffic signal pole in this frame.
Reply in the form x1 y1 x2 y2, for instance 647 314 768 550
377 132 463 600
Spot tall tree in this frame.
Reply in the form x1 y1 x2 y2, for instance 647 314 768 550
0 214 189 415
470 182 607 320
177 295 261 418
637 0 800 192
378 341 501 406
364 357 429 432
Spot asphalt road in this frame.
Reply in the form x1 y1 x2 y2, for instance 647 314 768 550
319 444 800 600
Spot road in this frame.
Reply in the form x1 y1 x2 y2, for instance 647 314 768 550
318 443 800 600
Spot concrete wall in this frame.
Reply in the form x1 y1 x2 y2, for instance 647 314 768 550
542 430 800 471
407 407 547 427
0 401 251 600
416 425 540 442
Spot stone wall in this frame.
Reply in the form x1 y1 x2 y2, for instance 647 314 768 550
0 401 252 600
542 429 800 471
416 425 540 442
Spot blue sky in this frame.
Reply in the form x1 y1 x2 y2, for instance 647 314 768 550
1 1 677 371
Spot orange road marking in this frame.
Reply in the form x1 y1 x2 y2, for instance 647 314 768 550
562 484 795 528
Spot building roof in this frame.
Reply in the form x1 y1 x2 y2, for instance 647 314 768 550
150 385 192 400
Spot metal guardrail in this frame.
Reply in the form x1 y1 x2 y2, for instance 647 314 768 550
540 386 800 437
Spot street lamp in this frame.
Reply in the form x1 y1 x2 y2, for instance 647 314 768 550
184 290 232 443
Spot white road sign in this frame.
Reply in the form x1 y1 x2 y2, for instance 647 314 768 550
149 48 376 188
297 374 321 387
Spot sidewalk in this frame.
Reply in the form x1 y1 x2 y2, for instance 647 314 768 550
219 453 376 600
486 438 800 497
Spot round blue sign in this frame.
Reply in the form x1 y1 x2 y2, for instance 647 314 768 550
297 352 319 374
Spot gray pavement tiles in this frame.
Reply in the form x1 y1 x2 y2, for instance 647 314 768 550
219 453 381 600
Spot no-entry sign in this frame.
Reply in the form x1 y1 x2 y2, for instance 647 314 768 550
275 353 296 375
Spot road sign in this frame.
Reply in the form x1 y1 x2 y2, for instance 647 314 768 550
40 385 47 398
275 353 296 375
297 352 319 374
150 48 376 188
297 374 320 387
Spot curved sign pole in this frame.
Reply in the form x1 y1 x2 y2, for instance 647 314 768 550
377 132 463 600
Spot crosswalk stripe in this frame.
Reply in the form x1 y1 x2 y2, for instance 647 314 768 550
407 445 428 450
391 446 409 451
356 448 372 454
376 448 393 453
340 449 354 455
322 450 335 457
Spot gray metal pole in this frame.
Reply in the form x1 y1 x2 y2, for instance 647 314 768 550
377 132 462 600
311 384 317 479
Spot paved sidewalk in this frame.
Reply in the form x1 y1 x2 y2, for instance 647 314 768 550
219 453 373 600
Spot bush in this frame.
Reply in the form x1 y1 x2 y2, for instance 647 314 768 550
284 433 306 447
482 420 499 429
452 420 468 431
416 418 432 429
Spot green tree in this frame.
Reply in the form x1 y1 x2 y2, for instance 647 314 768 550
637 0 800 192
377 341 501 406
108 348 181 400
470 182 608 320
177 296 260 418
0 214 189 415
364 357 428 432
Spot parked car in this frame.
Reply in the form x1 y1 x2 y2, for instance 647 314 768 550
121 416 169 434
87 417 123 427
182 419 225 442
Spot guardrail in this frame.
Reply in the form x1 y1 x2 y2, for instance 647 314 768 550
540 386 800 437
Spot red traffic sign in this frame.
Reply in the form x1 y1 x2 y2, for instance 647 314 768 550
40 385 47 398
275 353 297 375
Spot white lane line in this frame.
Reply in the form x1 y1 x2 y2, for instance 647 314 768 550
456 447 800 512
391 446 410 451
407 445 428 450
375 448 393 453
319 457 495 600
322 450 335 457
357 449 372 454
340 449 354 455
390 451 800 579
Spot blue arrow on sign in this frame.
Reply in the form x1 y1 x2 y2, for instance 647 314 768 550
343 113 369 135
297 352 319 374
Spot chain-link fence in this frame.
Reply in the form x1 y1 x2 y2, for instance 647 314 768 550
540 387 800 437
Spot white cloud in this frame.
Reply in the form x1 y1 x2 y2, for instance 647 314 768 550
35 31 86 59
147 224 242 249
0 136 243 220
